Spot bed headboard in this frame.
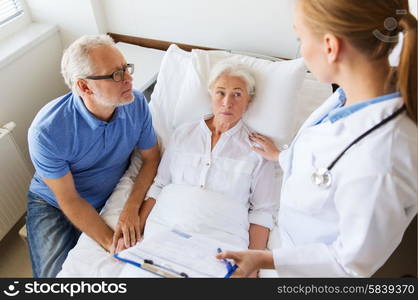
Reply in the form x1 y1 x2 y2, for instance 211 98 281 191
107 32 288 61
108 32 217 52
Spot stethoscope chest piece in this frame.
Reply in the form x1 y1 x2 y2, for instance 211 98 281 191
309 105 405 190
312 168 332 189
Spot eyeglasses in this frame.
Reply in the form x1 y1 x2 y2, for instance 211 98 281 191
85 64 134 82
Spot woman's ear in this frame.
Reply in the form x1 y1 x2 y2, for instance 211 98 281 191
76 79 93 95
323 33 341 64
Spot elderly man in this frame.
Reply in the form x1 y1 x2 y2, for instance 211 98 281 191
27 34 160 277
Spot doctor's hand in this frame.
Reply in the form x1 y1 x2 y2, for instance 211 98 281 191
216 250 274 278
249 133 280 162
112 204 141 251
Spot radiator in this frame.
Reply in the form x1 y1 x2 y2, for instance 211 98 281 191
0 122 32 241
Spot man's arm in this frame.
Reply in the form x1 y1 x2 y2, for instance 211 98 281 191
113 144 160 249
43 172 114 252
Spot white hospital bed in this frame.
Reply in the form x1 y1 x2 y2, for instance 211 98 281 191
57 35 333 278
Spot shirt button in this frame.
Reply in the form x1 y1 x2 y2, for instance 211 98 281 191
206 162 210 166
281 144 289 150
200 185 204 188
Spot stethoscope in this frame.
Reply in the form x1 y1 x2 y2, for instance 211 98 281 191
312 105 406 189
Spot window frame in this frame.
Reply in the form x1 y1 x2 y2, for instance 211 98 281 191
0 0 30 41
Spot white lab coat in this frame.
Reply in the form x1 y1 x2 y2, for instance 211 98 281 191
273 91 417 277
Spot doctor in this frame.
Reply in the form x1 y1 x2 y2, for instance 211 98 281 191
217 0 417 277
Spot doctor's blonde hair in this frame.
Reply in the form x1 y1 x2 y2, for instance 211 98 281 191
299 0 417 123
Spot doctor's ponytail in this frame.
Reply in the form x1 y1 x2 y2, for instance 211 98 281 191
397 13 417 123
299 0 417 124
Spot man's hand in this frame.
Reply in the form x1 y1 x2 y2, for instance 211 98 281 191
111 146 160 252
109 145 160 253
112 204 141 250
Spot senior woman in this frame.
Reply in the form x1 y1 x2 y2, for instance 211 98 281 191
119 61 277 276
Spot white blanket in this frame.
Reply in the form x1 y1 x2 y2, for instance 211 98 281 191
145 184 250 249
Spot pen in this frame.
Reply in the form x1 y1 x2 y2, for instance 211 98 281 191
114 254 189 278
225 264 238 278
217 247 237 277
143 259 189 278
142 261 179 278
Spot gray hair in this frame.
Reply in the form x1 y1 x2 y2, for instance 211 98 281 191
61 34 115 95
207 61 256 100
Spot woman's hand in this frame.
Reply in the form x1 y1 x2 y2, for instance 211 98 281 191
216 250 274 278
249 133 280 162
112 204 141 252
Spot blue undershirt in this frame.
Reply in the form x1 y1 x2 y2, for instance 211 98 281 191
316 88 401 125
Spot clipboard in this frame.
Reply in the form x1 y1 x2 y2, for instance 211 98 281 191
114 228 238 278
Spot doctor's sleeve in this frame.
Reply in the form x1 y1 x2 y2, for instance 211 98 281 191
248 160 278 230
272 172 417 277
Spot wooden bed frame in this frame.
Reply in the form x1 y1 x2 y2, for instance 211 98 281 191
107 32 290 61
108 32 216 52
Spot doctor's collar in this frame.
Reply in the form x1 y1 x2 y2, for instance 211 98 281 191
337 88 347 106
328 88 401 123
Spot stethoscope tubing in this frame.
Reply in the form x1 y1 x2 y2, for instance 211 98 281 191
326 105 406 171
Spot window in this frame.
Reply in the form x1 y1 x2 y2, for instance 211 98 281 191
0 0 29 41
0 0 23 26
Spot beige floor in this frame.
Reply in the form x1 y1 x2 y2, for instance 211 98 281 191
0 216 32 277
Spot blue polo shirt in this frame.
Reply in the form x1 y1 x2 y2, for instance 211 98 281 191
28 90 157 209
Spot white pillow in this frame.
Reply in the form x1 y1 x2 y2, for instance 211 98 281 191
173 49 306 146
148 44 192 151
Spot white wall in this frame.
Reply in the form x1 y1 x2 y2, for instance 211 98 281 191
24 0 417 60
103 0 299 59
0 32 68 166
26 0 108 49
410 0 417 17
